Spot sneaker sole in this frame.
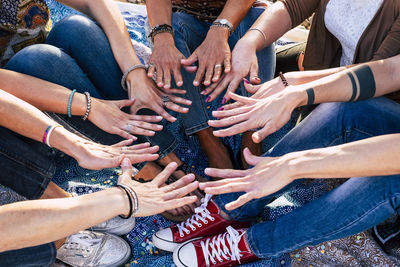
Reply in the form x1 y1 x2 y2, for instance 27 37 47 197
152 233 180 252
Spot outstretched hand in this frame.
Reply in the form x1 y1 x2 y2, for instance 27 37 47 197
119 159 199 217
200 148 294 210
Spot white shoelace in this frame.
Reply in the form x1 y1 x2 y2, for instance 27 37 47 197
201 226 244 266
64 232 102 255
177 194 214 237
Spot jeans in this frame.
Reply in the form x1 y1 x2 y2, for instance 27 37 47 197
171 7 276 135
4 15 177 163
216 98 400 258
0 243 57 267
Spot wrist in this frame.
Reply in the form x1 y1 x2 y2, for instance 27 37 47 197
49 126 82 156
282 86 308 109
153 32 175 44
113 187 131 218
208 26 230 41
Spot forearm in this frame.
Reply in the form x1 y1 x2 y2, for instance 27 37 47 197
0 187 128 252
217 0 254 29
146 0 175 46
285 134 400 180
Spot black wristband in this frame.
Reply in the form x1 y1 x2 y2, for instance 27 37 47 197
116 185 133 219
149 24 174 42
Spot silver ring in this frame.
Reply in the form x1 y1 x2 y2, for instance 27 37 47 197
125 124 133 133
162 95 170 108
214 64 222 69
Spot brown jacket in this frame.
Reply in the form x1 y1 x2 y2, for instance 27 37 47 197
281 0 400 70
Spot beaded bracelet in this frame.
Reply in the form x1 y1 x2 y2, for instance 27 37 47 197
121 64 148 91
279 72 289 87
116 184 139 219
82 92 91 121
42 125 63 147
148 24 174 43
67 89 77 118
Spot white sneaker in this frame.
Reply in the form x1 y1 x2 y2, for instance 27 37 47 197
69 182 135 235
57 231 131 267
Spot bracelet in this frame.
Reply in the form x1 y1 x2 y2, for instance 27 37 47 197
42 125 63 147
248 28 267 48
148 24 174 43
116 184 138 219
67 89 77 118
121 64 148 91
82 92 91 121
279 72 289 87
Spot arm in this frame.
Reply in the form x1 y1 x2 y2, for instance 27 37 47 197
0 89 159 169
209 55 400 142
202 134 400 210
0 159 198 252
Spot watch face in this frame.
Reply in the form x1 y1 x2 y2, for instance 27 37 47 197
219 19 228 24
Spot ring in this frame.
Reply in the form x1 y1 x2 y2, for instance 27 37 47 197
162 95 170 108
148 63 155 68
214 64 222 69
125 124 133 133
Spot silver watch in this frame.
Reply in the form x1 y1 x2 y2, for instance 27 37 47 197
212 18 233 35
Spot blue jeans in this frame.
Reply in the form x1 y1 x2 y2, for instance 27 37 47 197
215 98 400 258
171 8 276 135
4 15 177 163
0 243 57 267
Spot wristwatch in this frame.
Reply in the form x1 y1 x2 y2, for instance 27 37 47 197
211 19 234 35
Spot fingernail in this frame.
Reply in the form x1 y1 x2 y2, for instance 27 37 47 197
255 77 261 81
205 96 211 103
121 158 130 167
221 97 227 104
157 125 163 129
217 107 224 111
156 116 163 120
243 78 250 84
200 90 206 95
183 108 189 112
149 131 155 135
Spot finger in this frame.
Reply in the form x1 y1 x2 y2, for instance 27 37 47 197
201 81 219 95
163 195 198 211
118 98 135 109
223 56 231 73
112 138 134 147
125 125 155 136
204 167 248 179
218 78 241 103
127 146 160 155
169 95 192 106
114 127 138 141
147 64 156 78
229 92 257 105
208 113 249 128
181 55 198 66
243 147 263 166
162 87 187 94
211 105 252 119
152 104 177 122
225 193 254 210
208 78 233 103
153 162 178 186
163 69 172 90
253 123 274 143
129 114 163 122
212 64 223 83
193 64 206 87
221 101 243 111
173 67 184 87
130 120 163 132
203 181 249 195
212 121 253 137
244 81 260 94
164 174 195 192
203 64 215 86
118 158 133 183
183 65 198 72
156 67 164 88
249 63 260 84
164 101 189 114
127 153 159 164
129 142 151 149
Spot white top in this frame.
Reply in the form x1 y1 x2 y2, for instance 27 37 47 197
324 0 384 66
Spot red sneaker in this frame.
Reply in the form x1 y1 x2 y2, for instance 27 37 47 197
173 226 258 267
152 194 250 252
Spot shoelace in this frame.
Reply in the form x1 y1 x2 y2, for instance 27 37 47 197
201 226 244 266
177 194 214 237
64 232 101 254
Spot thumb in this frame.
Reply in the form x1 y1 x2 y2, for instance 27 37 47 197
243 147 263 166
244 81 260 94
249 63 260 85
181 53 198 66
118 157 132 183
252 124 272 143
119 98 135 109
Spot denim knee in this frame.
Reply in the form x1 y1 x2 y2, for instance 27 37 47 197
0 242 57 267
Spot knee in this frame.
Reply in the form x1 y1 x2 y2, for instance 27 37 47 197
5 44 63 74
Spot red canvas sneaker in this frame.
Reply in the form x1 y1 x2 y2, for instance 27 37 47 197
173 226 258 267
152 194 250 252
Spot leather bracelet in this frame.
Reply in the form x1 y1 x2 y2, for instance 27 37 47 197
121 64 148 91
148 24 174 43
279 72 289 87
116 185 133 219
116 183 138 218
82 92 91 121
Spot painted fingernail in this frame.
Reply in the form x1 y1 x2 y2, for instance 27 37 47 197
205 96 211 102
200 90 207 95
221 97 227 104
217 107 224 111
243 78 250 84
254 77 261 81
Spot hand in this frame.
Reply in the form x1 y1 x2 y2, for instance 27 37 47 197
127 70 192 122
181 27 231 89
200 38 260 103
147 34 193 91
209 88 303 143
72 138 159 170
89 98 164 140
118 159 199 217
201 148 294 210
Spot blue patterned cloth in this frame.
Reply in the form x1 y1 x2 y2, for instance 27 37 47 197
45 1 328 266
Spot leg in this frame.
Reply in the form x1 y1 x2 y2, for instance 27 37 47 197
0 242 56 267
248 175 400 258
215 98 400 220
